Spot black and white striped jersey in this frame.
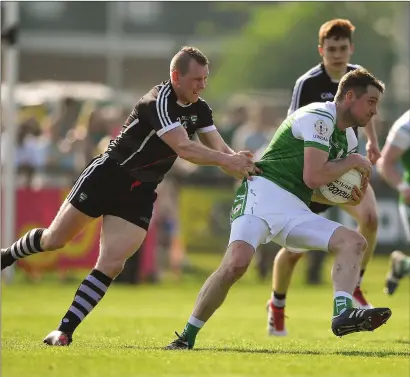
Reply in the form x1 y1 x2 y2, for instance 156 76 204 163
287 63 361 116
107 80 215 182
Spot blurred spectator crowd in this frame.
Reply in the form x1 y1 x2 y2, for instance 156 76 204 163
0 81 396 280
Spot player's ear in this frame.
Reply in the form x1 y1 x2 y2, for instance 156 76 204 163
346 90 354 101
350 43 355 55
318 45 324 57
171 70 180 87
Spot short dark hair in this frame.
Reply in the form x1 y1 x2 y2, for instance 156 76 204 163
319 19 355 46
334 68 385 103
170 46 209 76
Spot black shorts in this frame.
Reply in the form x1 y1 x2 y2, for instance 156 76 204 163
309 202 331 214
67 154 158 230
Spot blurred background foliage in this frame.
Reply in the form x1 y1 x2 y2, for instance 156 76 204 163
205 2 397 102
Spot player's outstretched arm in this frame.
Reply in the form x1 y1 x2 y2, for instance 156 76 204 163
377 143 405 190
376 142 410 204
160 126 257 180
198 129 262 178
363 118 381 165
197 129 235 155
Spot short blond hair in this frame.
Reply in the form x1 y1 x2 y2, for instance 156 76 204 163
170 46 209 76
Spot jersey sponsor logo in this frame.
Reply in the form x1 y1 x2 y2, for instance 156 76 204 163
329 140 345 159
330 141 339 148
313 119 330 141
177 115 198 129
177 116 189 129
313 134 329 141
321 92 334 100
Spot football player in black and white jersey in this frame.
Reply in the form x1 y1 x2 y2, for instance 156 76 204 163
1 46 260 346
267 19 382 336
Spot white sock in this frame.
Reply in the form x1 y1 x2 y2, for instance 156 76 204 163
271 294 286 308
188 315 204 328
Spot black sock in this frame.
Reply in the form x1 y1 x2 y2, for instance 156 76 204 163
272 291 286 308
58 269 113 334
6 228 44 260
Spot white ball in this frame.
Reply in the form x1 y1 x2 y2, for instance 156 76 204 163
319 169 362 204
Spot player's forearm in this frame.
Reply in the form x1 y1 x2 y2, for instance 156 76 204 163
376 160 403 190
305 157 357 188
176 139 230 167
214 142 235 155
222 144 235 155
363 119 378 145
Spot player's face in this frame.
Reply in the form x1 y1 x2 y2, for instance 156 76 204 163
319 37 353 73
175 60 209 103
347 85 381 127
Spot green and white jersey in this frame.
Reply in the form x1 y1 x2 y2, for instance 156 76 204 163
256 102 358 205
386 109 410 184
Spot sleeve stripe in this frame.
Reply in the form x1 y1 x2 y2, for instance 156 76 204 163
308 109 335 123
305 110 335 124
288 67 322 115
304 141 329 152
163 88 173 125
196 125 217 134
156 121 181 137
156 84 172 129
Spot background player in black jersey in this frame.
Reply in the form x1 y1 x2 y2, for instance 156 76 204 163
267 19 382 336
0 46 260 346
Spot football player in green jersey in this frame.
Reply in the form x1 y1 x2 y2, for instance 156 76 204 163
167 68 391 350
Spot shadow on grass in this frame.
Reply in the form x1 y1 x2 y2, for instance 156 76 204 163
198 348 410 358
394 339 410 345
123 345 410 358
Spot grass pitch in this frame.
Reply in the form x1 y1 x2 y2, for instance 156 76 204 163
1 254 409 377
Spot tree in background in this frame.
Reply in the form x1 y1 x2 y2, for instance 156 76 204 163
206 2 397 104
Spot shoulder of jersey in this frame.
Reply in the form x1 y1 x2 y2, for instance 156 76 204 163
301 102 336 123
294 64 323 84
197 96 211 108
152 81 171 97
347 63 363 71
140 81 172 105
393 109 410 131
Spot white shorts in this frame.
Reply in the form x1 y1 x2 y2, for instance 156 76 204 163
229 176 342 252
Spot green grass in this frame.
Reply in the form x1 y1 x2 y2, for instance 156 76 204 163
1 254 409 377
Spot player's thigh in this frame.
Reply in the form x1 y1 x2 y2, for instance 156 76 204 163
46 200 96 247
286 205 329 254
98 215 147 264
340 184 378 226
398 203 410 242
283 215 342 252
46 155 113 246
229 214 270 253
